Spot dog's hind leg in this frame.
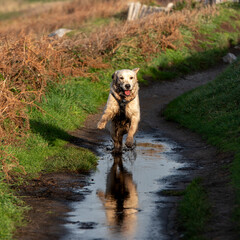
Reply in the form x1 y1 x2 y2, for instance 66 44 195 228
113 133 123 153
113 135 123 153
125 116 139 148
111 124 124 153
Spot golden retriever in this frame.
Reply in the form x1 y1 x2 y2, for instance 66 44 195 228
97 68 140 151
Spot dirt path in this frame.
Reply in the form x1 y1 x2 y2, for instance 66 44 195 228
139 64 237 239
15 63 238 239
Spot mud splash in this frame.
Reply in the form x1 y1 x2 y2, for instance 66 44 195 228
62 131 186 240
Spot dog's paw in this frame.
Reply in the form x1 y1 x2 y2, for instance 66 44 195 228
97 121 106 129
125 137 134 148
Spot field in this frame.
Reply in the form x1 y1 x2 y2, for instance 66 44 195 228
1 0 240 238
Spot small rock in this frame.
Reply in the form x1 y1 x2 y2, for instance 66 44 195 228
165 2 174 12
222 53 237 64
48 28 72 38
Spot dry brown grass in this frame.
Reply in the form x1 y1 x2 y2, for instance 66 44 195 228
0 35 109 142
0 0 130 37
0 3 217 142
0 0 48 13
71 6 216 59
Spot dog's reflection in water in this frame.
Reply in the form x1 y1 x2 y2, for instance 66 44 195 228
97 153 138 237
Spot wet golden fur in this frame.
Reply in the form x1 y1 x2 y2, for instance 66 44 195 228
97 68 140 151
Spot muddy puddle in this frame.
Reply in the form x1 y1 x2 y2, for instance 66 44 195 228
62 131 186 240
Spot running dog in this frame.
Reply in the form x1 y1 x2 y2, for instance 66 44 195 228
97 68 140 151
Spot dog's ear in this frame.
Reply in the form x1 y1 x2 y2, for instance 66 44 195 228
112 72 115 80
112 70 119 82
132 68 140 74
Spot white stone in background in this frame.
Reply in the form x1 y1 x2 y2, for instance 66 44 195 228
48 28 72 38
165 3 174 12
222 53 237 64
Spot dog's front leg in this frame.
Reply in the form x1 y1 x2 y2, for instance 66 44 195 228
97 109 114 129
97 94 118 130
125 116 139 148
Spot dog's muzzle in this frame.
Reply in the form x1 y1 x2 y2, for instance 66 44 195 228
124 84 131 96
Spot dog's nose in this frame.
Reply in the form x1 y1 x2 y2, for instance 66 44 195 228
125 84 131 89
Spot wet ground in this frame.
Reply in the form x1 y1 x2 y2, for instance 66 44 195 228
16 63 238 240
63 132 185 240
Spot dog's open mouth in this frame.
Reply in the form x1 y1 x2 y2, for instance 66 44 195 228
124 90 131 96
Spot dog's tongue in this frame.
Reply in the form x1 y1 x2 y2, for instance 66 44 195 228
125 90 131 96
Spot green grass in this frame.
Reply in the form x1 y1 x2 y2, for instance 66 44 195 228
45 146 97 172
164 59 240 152
0 180 27 240
164 58 240 230
178 178 210 240
31 78 109 130
140 3 240 82
12 76 110 175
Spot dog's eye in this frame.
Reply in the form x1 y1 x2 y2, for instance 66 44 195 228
120 77 124 80
130 77 133 80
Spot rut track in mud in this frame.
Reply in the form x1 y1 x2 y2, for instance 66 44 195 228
15 62 238 239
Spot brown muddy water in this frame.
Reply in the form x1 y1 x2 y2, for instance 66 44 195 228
62 131 186 240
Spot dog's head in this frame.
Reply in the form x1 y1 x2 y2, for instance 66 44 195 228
112 68 140 97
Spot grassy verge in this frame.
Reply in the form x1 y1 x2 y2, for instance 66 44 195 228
2 2 240 239
0 181 27 240
14 76 111 175
178 178 210 240
0 75 110 238
140 3 240 81
164 58 240 232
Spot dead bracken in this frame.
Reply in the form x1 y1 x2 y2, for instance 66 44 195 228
0 0 217 177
